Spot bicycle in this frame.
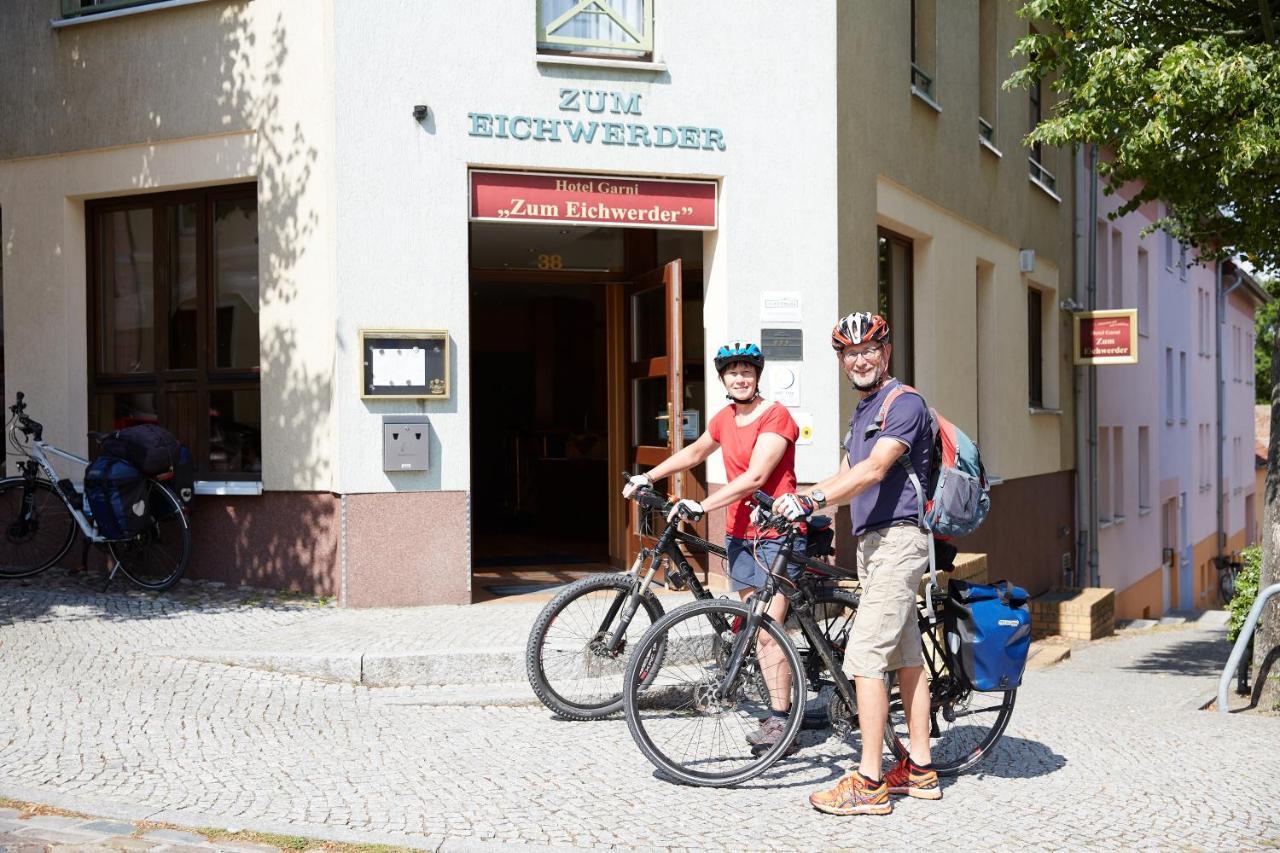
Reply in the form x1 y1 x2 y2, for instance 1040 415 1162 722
621 491 1016 787
0 392 192 591
1215 554 1242 604
525 474 855 721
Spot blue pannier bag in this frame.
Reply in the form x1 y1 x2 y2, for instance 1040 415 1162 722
84 455 149 539
944 579 1032 691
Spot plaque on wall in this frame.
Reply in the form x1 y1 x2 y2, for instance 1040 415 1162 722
360 329 449 399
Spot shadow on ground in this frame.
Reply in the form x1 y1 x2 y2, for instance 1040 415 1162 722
1122 634 1230 678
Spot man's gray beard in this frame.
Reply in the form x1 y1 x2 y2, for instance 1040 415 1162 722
851 369 885 392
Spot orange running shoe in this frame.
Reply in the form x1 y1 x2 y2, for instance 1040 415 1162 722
808 771 892 816
884 757 942 800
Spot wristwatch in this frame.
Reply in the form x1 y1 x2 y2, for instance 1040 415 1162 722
810 489 827 509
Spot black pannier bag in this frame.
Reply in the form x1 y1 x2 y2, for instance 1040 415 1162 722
84 456 149 539
97 424 182 477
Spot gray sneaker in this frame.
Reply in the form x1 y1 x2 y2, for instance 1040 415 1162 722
746 715 799 756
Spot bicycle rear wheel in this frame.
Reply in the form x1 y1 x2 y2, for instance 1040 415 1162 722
525 573 667 720
108 481 190 591
623 598 804 787
0 477 77 579
883 625 1016 776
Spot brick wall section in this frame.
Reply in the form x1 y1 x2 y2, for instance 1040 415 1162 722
1030 587 1116 641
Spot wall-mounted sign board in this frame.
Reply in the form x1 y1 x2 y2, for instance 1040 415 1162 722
1073 309 1138 365
470 169 717 230
360 329 449 399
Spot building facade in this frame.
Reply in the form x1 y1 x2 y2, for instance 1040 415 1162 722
1084 180 1268 620
0 0 1077 606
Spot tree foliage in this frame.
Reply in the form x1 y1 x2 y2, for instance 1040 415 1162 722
1258 277 1280 401
1007 1 1280 273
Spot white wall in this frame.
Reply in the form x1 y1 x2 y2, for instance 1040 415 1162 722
330 1 839 492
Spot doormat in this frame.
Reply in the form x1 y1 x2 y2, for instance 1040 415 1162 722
482 581 574 597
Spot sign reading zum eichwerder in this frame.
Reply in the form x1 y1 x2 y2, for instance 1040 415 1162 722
469 170 717 230
1073 309 1139 365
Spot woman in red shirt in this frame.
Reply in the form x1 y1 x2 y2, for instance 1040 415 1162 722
622 341 806 754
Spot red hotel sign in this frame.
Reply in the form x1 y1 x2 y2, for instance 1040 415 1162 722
1073 309 1139 365
470 170 717 230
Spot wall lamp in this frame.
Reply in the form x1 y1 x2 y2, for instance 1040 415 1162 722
412 105 430 122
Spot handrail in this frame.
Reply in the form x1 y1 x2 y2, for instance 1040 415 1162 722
1218 581 1280 714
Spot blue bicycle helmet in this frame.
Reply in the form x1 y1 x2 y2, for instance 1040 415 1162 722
713 341 765 376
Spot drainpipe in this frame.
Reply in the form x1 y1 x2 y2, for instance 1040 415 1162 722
1070 146 1089 588
1086 144 1100 588
1216 261 1243 571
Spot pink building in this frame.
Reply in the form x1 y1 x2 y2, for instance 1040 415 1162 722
1085 184 1268 619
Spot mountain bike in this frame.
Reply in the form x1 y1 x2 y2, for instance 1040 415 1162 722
621 492 1016 787
0 392 191 591
525 476 853 720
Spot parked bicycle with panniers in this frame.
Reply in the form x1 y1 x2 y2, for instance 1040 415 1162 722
524 475 848 720
0 392 193 591
620 491 1025 787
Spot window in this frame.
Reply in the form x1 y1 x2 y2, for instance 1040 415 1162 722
1138 426 1151 512
1164 347 1174 423
88 184 261 481
1179 245 1188 281
1248 332 1256 384
537 0 653 60
1233 325 1242 382
978 0 997 144
911 0 938 102
1110 229 1123 309
1233 437 1242 493
1164 229 1175 271
1246 493 1256 545
1098 427 1112 525
1179 351 1187 422
1113 426 1125 522
1137 247 1149 334
1027 30 1056 192
1027 288 1044 407
877 230 914 386
60 0 166 18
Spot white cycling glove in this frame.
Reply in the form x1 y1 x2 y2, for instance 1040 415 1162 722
622 473 652 499
667 498 705 523
774 493 816 521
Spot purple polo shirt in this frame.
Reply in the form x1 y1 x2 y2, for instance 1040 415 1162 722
842 378 933 537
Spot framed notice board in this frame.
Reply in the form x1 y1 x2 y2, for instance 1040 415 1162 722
359 329 449 399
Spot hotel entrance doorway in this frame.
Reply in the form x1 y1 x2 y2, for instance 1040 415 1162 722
468 224 706 600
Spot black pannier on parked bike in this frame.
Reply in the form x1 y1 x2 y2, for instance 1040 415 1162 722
83 456 149 540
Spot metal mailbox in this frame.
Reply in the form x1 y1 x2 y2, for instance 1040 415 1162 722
383 415 430 472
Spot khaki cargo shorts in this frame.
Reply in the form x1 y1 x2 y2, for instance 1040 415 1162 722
842 524 930 679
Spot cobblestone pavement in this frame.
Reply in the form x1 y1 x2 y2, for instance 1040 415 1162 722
1 572 1278 851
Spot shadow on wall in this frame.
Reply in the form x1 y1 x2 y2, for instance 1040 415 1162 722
67 11 334 595
181 11 337 595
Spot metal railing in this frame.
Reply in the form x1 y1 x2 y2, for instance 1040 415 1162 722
979 116 995 144
1029 156 1057 192
1218 582 1280 714
910 63 935 100
60 0 164 17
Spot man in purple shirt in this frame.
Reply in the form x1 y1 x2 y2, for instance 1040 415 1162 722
774 312 938 816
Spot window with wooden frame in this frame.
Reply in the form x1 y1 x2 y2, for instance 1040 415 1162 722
87 183 261 482
877 229 914 387
1027 286 1044 407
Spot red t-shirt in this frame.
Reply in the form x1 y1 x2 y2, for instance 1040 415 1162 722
707 402 799 538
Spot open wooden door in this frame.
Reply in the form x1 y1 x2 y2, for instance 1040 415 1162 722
623 260 688 563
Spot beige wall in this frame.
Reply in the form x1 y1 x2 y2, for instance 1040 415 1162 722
2 1 256 160
834 1 1075 480
0 1 337 492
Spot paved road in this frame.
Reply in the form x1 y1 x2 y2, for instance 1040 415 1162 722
1 574 1277 851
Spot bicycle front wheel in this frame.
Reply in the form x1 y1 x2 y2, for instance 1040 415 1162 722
525 573 667 720
0 477 78 579
108 481 190 591
623 598 804 787
884 629 1016 776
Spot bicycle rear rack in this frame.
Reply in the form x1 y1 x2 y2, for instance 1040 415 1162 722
1218 582 1280 714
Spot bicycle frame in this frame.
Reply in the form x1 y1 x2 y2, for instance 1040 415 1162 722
13 436 109 543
